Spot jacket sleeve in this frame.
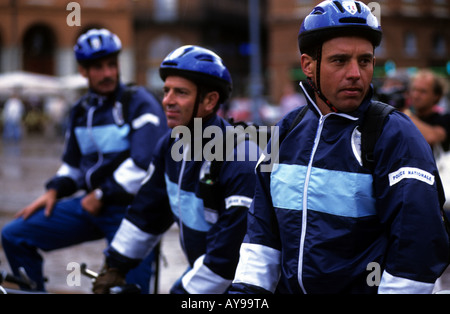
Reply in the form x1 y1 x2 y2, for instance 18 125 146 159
101 88 169 203
105 136 173 272
229 159 282 293
374 112 450 294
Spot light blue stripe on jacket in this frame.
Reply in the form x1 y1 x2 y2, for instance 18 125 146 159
271 164 376 218
165 175 212 232
75 124 130 155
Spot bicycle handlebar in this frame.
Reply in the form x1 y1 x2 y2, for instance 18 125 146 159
80 263 141 294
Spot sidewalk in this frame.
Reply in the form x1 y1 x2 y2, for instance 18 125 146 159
0 135 187 294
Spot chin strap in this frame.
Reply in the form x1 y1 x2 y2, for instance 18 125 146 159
306 46 339 113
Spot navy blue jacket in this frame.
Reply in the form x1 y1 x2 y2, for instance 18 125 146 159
230 82 449 294
46 83 168 204
106 115 259 293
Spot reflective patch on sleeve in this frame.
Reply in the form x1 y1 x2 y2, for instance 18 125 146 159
225 195 253 209
132 113 160 129
388 167 435 186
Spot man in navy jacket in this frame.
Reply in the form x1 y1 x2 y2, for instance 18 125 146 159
230 0 449 294
1 29 168 292
93 45 259 294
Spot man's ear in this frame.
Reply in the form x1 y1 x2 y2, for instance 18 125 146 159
301 54 315 79
78 65 88 78
203 91 220 113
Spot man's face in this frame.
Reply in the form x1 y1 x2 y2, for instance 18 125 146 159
410 75 438 113
162 76 219 129
79 55 119 96
303 36 375 113
162 76 198 129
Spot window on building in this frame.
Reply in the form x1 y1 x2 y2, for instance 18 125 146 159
375 39 386 58
23 24 56 75
154 0 178 22
404 32 417 57
146 35 182 91
433 34 447 57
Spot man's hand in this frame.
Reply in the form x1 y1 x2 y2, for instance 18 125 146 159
92 266 126 294
81 191 103 216
15 189 58 220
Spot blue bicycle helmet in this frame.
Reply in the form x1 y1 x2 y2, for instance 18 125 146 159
160 45 232 103
74 28 122 63
298 0 382 54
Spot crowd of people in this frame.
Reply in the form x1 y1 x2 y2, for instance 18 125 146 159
1 0 450 294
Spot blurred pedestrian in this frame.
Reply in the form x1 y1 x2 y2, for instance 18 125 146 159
1 29 168 293
2 91 25 143
404 69 450 150
376 71 409 110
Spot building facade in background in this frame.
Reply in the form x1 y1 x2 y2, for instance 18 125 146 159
268 0 450 102
0 0 448 105
0 0 134 82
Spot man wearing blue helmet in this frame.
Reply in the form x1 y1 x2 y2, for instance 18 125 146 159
230 0 449 294
1 29 168 293
93 45 258 294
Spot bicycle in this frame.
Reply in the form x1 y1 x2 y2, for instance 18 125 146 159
80 263 141 294
0 260 140 294
0 262 42 294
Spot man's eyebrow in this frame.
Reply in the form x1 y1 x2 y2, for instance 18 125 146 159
326 52 374 59
327 53 350 60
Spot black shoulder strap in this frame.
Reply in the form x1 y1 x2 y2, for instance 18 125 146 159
280 105 309 143
208 120 249 182
360 101 396 172
119 84 139 124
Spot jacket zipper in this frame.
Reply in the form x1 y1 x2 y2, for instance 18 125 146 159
298 114 327 294
85 105 104 191
177 142 190 251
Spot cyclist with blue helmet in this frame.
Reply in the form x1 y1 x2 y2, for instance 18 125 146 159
93 45 259 294
1 29 168 293
230 0 449 294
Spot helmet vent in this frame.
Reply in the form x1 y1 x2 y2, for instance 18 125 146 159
333 1 345 13
339 17 366 24
195 54 214 62
311 7 325 15
162 61 178 66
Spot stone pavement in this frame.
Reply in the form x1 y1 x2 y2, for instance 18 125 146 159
0 135 188 294
1 134 450 294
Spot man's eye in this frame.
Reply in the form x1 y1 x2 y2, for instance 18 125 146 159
333 58 345 64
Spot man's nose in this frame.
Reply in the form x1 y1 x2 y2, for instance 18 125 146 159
346 60 361 80
163 90 174 105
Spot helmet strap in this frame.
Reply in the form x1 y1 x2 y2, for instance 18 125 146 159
186 87 202 129
307 46 338 113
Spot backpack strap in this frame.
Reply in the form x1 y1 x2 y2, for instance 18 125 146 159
118 84 139 124
279 105 309 143
360 101 396 172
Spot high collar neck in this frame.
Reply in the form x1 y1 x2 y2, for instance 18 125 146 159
86 82 124 107
300 81 374 120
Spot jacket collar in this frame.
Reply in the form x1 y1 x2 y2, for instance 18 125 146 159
84 82 125 108
300 81 374 121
